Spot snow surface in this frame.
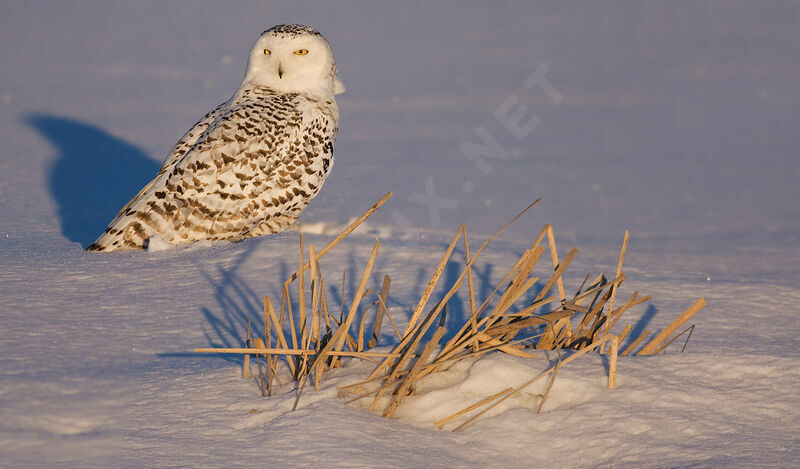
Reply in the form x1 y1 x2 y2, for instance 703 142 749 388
1 1 798 467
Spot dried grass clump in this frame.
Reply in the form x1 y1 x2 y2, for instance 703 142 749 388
195 191 705 431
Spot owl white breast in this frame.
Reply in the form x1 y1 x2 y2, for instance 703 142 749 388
88 24 344 252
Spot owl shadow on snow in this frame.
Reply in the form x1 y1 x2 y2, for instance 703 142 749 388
25 114 161 248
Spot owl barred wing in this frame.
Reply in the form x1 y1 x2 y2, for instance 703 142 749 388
162 101 228 169
165 92 337 239
109 101 229 221
88 91 337 251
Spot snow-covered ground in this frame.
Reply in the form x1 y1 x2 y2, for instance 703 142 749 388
1 1 798 467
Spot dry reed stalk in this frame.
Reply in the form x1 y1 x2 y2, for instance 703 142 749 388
404 225 464 336
292 376 308 410
243 318 251 379
356 297 370 352
570 292 612 347
331 271 346 369
345 330 544 401
571 273 626 347
374 292 401 341
462 228 479 353
369 257 471 404
600 230 629 354
383 309 449 418
497 248 543 313
327 270 346 369
504 296 560 318
284 191 393 287
309 245 320 346
368 275 391 348
336 240 380 352
345 392 376 405
570 272 593 303
298 234 307 354
369 296 456 410
437 255 532 360
430 199 545 362
264 296 295 375
340 271 346 323
194 347 400 358
621 330 650 356
490 247 542 310
557 315 573 344
318 262 333 333
312 239 381 380
453 334 618 432
536 315 570 350
638 298 706 355
264 296 273 396
534 317 560 351
251 338 268 397
435 387 514 428
563 302 590 314
572 274 607 306
273 192 389 384
436 299 539 366
604 292 651 333
487 276 540 328
413 331 546 384
192 193 711 430
533 248 579 304
491 247 544 319
325 305 360 353
482 310 572 339
329 293 383 354
496 345 538 359
440 243 564 364
652 323 695 355
589 293 626 346
617 324 633 344
680 324 695 353
545 224 567 305
607 335 619 388
537 346 561 413
530 224 549 251
377 262 462 379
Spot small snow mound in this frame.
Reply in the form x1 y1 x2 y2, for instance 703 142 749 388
334 351 607 429
143 235 174 252
23 413 110 436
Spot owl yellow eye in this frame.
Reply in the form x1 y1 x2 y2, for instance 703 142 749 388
263 49 271 55
294 49 309 55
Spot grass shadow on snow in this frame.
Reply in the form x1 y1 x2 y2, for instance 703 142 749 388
25 114 160 248
199 241 265 366
626 304 659 350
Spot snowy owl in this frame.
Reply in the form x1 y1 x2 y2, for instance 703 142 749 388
88 24 344 252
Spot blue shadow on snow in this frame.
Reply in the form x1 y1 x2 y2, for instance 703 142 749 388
25 114 160 248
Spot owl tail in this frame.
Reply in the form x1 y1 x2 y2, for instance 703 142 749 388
87 216 151 252
86 177 164 252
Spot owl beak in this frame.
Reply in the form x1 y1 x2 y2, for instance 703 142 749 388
278 64 284 79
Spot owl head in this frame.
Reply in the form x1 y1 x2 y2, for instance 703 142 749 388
243 24 345 96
